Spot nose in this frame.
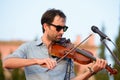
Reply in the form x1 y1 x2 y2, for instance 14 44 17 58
59 29 64 34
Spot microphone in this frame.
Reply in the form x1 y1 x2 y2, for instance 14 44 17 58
91 26 111 41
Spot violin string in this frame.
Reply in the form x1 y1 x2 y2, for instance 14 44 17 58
57 33 93 63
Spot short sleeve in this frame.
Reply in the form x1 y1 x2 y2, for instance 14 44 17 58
3 43 28 60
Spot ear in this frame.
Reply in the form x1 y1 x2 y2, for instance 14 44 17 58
43 23 49 32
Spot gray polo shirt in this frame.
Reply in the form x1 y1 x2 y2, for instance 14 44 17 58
4 39 75 80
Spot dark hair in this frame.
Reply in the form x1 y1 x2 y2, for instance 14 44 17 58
41 8 66 33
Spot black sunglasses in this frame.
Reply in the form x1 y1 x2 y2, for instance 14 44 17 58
48 23 68 32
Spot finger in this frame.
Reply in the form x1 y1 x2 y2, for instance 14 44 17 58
50 59 57 69
97 59 106 69
93 59 103 71
96 58 101 65
100 59 107 68
45 59 53 69
46 58 57 69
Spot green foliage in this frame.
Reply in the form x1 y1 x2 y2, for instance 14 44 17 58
113 26 120 80
0 53 5 80
0 52 25 80
94 25 109 80
94 70 109 80
98 26 106 59
11 68 25 80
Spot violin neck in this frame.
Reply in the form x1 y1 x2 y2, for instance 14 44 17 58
76 49 96 61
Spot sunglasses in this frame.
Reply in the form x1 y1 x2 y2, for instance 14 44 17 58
48 23 68 32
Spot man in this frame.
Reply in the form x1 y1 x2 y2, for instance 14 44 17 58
3 8 107 80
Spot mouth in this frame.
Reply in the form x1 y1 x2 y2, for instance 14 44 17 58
56 34 62 39
54 34 62 41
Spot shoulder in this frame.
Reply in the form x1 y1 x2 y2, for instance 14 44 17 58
19 40 42 49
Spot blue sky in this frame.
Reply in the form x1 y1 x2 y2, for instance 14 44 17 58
0 0 120 44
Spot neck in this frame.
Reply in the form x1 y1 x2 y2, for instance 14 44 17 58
41 34 52 48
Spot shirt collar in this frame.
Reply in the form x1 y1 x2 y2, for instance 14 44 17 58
35 39 43 46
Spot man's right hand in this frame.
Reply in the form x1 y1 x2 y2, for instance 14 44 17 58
34 58 57 70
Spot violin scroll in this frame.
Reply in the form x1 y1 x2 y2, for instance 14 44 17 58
106 64 118 75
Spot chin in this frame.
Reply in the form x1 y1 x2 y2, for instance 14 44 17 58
55 38 61 42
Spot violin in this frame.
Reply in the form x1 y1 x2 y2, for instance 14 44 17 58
49 38 118 75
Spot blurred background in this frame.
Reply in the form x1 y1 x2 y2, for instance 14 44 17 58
0 0 120 80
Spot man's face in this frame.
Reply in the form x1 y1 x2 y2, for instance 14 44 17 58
46 16 67 41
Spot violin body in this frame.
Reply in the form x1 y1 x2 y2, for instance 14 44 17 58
49 38 118 75
50 41 93 64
